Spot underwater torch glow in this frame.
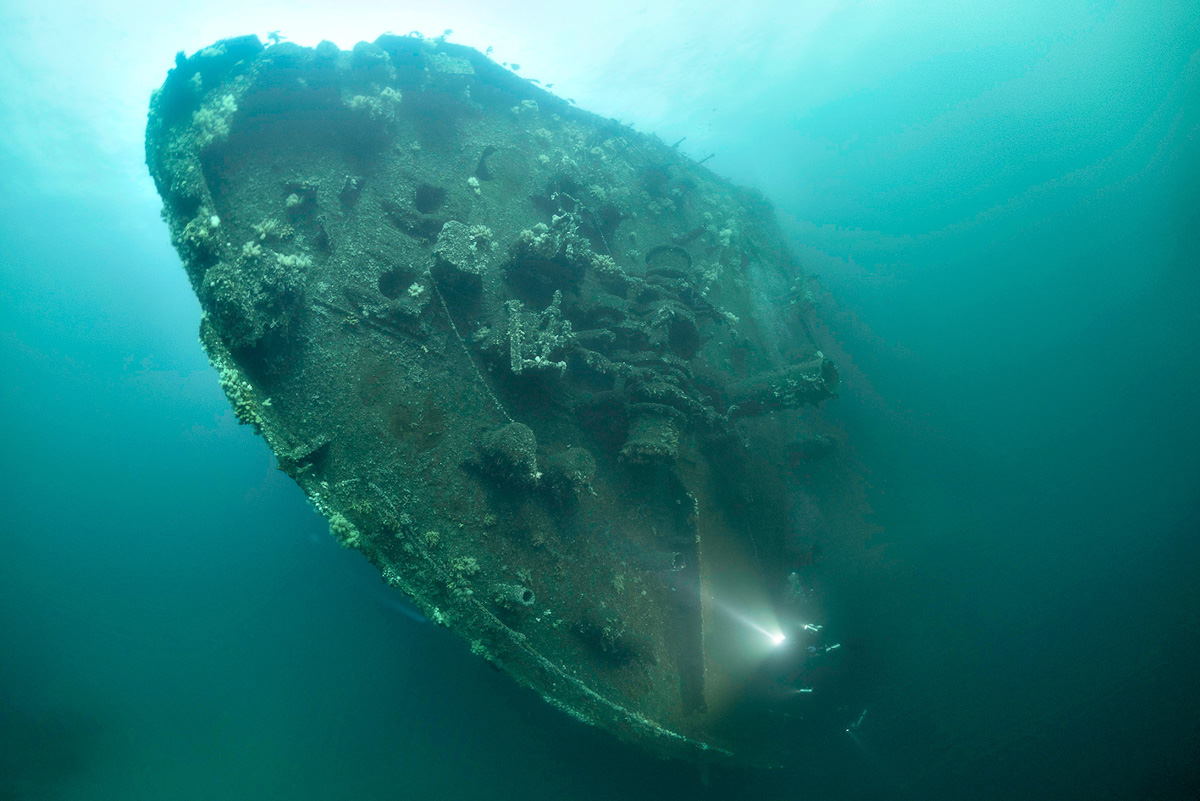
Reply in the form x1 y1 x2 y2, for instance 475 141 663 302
707 595 786 649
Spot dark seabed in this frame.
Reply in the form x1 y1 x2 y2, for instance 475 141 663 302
2 2 1198 800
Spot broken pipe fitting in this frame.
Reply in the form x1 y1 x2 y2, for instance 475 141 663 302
727 353 838 417
494 583 536 610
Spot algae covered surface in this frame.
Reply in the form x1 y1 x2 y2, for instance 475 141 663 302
145 34 864 762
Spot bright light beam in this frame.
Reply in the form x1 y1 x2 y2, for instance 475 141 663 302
707 594 786 648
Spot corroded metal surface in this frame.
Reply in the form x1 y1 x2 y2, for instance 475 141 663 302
146 34 857 763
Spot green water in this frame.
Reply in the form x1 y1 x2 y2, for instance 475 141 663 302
2 2 1197 799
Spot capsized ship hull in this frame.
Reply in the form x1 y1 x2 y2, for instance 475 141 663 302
146 34 862 764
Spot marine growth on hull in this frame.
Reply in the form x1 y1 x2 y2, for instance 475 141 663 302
146 33 868 764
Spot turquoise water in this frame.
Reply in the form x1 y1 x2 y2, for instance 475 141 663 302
2 3 1197 799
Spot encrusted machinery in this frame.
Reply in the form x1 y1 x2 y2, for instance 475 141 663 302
146 34 858 764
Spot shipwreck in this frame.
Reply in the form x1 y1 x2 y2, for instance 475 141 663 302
146 33 866 765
